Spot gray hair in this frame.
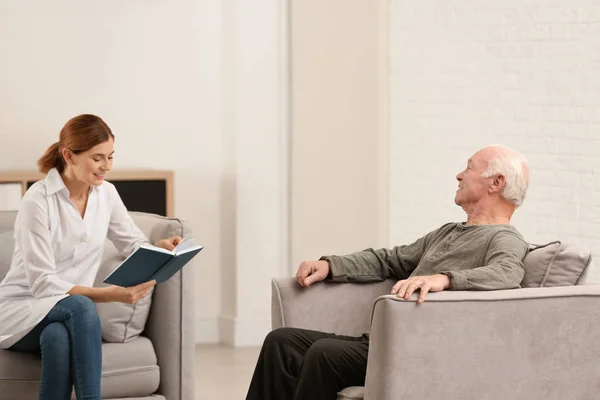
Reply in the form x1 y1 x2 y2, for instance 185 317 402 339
481 147 529 207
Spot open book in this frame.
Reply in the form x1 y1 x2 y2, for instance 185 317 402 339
103 237 203 287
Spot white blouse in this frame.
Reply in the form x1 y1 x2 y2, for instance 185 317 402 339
0 168 148 349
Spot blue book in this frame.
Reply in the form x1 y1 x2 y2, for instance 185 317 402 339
103 237 203 287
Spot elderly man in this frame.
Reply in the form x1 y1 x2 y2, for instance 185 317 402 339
246 145 531 400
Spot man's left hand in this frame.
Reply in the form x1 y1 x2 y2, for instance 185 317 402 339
391 274 451 304
155 236 183 251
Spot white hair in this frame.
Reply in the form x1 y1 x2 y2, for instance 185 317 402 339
481 146 529 207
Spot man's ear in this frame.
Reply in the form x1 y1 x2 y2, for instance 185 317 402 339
61 148 75 166
489 174 506 194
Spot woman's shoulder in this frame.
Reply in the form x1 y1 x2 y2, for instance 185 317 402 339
21 180 49 205
97 180 118 197
21 169 62 203
94 180 121 209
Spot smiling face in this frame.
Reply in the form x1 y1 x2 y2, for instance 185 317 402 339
454 149 494 208
64 137 114 186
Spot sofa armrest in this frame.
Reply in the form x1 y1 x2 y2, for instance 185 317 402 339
364 284 600 400
271 277 395 336
145 218 196 400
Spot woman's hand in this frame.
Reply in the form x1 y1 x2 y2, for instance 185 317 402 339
155 236 183 251
105 280 156 304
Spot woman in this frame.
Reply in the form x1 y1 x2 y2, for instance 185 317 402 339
0 114 182 400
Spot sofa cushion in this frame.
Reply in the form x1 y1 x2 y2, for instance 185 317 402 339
0 230 14 280
0 336 159 399
94 239 154 343
0 211 16 233
95 212 187 343
521 241 592 288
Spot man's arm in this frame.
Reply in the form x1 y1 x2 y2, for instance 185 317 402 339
295 223 454 288
319 232 435 283
441 230 529 291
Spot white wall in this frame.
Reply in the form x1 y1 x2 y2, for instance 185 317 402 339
218 0 289 347
0 0 289 346
291 0 389 266
389 0 600 282
0 0 224 342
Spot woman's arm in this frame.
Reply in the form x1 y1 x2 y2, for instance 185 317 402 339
106 184 149 256
68 280 156 304
16 200 76 298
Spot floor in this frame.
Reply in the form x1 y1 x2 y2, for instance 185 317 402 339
195 344 261 400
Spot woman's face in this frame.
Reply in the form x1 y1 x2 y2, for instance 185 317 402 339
68 138 114 186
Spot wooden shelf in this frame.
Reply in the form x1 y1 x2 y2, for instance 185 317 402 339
0 170 174 217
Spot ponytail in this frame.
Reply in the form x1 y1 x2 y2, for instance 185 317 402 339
37 114 114 174
37 142 65 174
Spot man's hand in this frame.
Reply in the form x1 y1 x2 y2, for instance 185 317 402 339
295 260 330 288
391 274 450 304
155 236 183 251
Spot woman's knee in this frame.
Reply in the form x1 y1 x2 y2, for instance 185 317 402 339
40 322 70 350
64 295 96 313
62 295 100 326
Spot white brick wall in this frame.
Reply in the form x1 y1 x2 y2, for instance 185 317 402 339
389 0 600 282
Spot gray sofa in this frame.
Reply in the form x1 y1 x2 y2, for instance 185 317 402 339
0 211 195 400
272 242 600 400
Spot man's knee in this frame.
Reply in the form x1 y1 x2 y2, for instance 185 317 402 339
263 327 298 348
304 338 352 365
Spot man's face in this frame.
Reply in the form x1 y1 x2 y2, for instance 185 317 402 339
454 151 492 207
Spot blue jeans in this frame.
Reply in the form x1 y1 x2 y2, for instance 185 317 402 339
9 295 102 400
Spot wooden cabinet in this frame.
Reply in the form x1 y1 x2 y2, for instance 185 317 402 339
0 170 174 217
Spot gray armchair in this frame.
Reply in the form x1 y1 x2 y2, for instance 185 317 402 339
0 211 195 400
272 277 600 400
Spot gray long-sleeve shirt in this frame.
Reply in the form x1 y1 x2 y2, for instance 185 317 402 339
320 222 529 290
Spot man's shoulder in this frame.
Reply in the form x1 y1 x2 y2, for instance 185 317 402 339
496 225 527 241
433 222 461 233
487 224 524 237
422 222 526 244
437 222 526 241
479 225 528 249
422 222 461 238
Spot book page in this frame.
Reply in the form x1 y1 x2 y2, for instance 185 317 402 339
173 236 197 253
140 242 174 255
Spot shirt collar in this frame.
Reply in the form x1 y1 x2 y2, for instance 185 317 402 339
45 168 103 197
45 168 67 196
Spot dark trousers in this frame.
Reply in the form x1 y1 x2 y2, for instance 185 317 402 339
246 327 370 400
